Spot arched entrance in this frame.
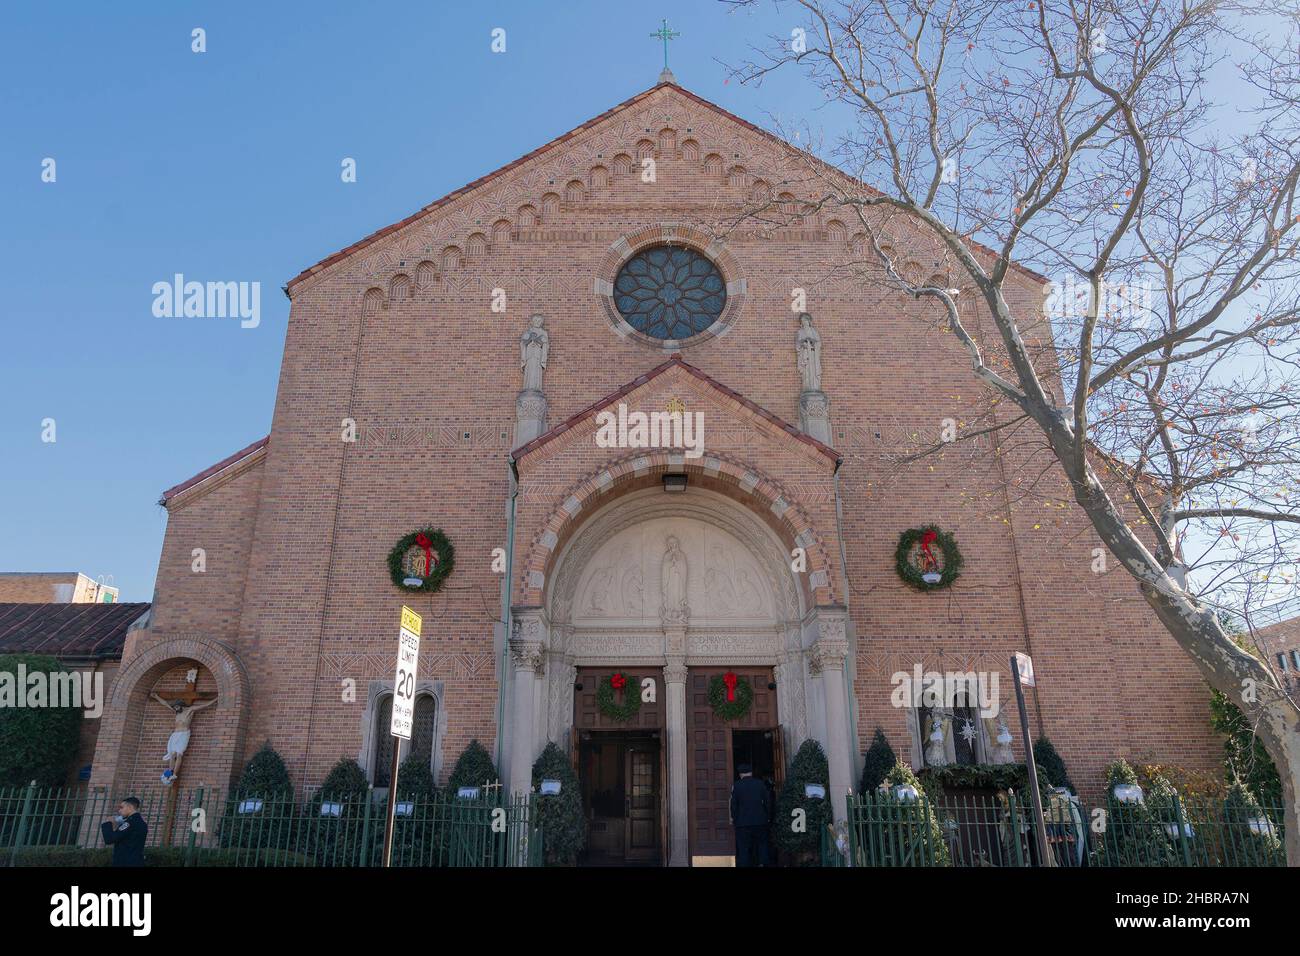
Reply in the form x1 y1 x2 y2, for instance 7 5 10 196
542 486 809 865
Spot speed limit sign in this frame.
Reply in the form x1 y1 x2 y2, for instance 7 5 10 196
390 606 422 740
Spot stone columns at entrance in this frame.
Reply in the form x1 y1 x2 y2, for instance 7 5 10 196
809 611 852 821
508 630 545 797
663 659 690 867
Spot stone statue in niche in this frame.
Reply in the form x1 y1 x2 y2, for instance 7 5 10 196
660 535 689 624
520 314 549 392
795 313 822 392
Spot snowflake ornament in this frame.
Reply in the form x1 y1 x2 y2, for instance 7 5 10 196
959 719 978 744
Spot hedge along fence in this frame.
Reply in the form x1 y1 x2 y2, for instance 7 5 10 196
839 789 1287 868
2 784 541 868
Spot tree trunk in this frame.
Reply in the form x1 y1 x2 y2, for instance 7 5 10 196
1143 591 1300 866
1039 426 1300 865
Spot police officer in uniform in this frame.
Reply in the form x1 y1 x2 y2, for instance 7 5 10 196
730 763 771 867
101 797 148 866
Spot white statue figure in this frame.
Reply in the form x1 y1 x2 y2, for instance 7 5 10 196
924 708 949 767
992 715 1015 764
152 692 217 779
520 314 549 392
661 535 689 621
795 313 822 392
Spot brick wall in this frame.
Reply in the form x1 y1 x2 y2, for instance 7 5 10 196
120 83 1220 800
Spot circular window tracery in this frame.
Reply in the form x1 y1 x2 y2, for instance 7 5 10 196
613 245 726 340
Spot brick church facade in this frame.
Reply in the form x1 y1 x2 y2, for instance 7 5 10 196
91 77 1220 865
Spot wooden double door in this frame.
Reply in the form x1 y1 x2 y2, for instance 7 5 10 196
686 667 782 860
578 733 662 865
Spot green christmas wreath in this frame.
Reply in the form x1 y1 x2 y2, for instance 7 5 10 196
596 673 641 722
708 673 754 721
387 527 455 593
894 525 962 591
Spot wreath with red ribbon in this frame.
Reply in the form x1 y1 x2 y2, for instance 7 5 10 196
387 527 455 593
708 672 754 721
894 525 962 591
596 672 641 722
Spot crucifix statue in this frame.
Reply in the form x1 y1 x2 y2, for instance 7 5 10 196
151 668 217 785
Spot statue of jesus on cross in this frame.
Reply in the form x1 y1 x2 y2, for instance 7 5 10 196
151 668 217 785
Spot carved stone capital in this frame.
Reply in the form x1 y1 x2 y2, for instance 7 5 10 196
663 661 689 685
511 610 547 645
808 638 848 675
509 639 545 672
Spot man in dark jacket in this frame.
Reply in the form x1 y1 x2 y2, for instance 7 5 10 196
730 763 771 867
101 797 148 866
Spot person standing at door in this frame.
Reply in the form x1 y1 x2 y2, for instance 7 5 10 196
730 763 770 867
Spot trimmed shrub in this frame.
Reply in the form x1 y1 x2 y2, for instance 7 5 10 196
0 654 83 787
442 740 502 866
447 739 499 793
395 754 435 799
1222 778 1284 866
309 757 373 866
774 739 831 862
859 728 895 793
235 742 292 794
388 754 436 866
876 760 950 866
1033 736 1074 793
531 742 585 865
219 742 296 850
1092 758 1178 866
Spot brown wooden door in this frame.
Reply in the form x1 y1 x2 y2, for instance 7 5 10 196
685 667 777 858
624 743 660 862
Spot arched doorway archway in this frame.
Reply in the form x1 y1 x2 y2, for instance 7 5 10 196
541 485 810 865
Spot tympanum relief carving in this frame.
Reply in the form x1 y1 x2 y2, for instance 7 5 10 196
568 517 777 628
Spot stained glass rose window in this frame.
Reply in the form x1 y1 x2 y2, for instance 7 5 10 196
613 246 726 340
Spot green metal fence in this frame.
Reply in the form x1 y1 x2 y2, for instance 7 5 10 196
839 790 1287 867
1 784 542 868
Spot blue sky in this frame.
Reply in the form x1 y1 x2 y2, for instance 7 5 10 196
0 1 821 601
0 3 1279 605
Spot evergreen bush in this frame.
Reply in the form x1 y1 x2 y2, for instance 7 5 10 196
874 760 950 866
774 739 831 863
447 739 499 793
1222 778 1284 866
0 654 82 788
219 742 295 850
859 728 895 793
310 757 373 866
531 742 585 865
1091 758 1178 866
1033 736 1074 793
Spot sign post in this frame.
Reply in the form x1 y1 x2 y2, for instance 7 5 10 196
382 606 421 867
1010 652 1054 867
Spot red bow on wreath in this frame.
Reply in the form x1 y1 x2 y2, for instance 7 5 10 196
723 671 738 702
414 532 435 577
611 673 626 690
919 529 938 571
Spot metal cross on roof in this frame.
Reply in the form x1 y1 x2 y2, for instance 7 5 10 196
651 19 680 70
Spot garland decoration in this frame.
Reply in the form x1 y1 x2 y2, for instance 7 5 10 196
596 672 641 722
708 672 754 721
894 525 963 591
387 527 455 593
